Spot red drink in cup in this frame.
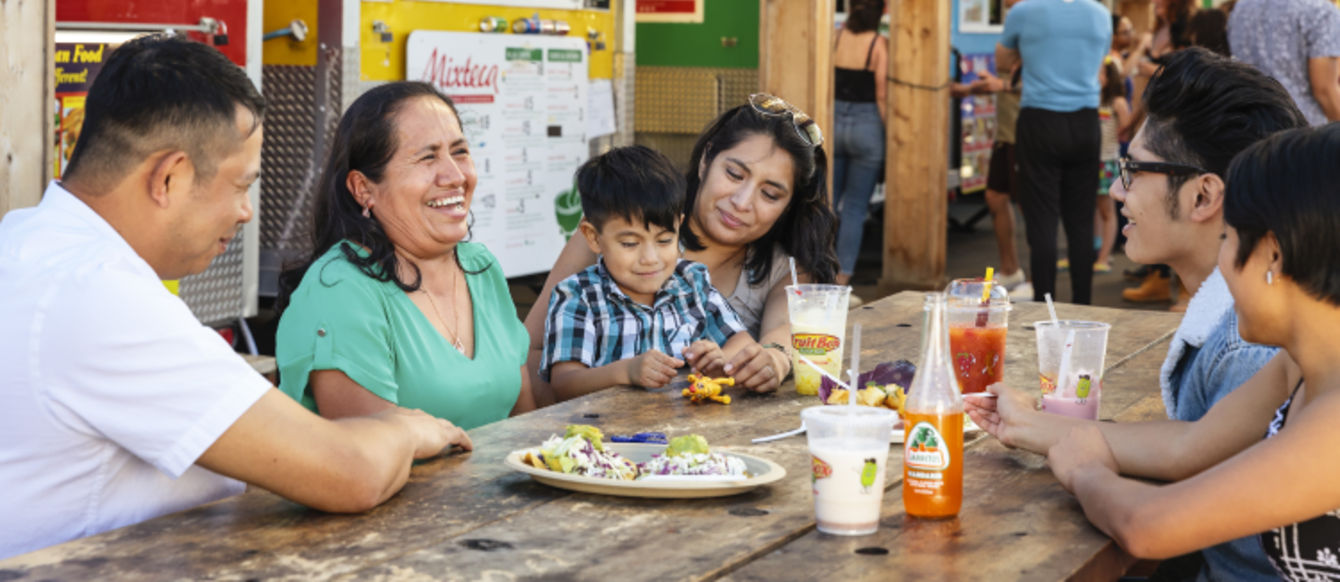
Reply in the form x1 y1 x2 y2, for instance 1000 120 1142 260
944 278 1011 394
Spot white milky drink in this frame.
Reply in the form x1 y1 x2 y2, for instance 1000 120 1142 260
808 437 888 535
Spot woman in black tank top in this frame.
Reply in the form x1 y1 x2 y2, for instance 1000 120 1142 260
830 0 887 286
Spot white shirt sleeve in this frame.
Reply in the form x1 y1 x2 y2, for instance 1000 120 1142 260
35 261 270 479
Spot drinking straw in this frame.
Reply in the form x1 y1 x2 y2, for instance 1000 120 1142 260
1057 329 1077 399
1045 293 1060 326
799 354 851 391
975 267 995 327
789 257 799 294
849 323 862 408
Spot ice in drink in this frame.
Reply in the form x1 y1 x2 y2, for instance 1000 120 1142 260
948 325 1007 393
792 320 845 396
903 293 965 519
945 278 1011 394
786 285 851 396
808 437 887 535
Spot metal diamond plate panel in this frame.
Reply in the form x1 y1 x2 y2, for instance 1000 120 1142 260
634 67 757 134
179 237 244 326
260 57 341 256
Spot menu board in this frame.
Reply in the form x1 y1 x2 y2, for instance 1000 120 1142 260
408 31 589 278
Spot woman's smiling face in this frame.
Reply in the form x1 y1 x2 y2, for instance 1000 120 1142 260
692 133 796 249
355 96 477 259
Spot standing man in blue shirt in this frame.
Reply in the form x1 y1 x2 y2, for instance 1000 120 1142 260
997 0 1110 304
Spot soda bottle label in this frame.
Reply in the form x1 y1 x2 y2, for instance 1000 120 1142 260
902 412 964 518
904 422 951 470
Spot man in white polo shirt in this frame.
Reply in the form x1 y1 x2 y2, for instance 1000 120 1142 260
0 35 472 560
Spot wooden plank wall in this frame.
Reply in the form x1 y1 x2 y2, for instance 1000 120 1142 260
0 0 54 216
758 0 835 182
880 0 950 293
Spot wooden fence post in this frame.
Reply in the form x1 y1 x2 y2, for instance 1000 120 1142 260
0 0 55 217
759 0 835 187
880 0 950 294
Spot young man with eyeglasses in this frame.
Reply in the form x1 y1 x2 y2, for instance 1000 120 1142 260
970 48 1307 581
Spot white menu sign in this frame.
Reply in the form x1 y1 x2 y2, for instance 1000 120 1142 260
408 31 589 278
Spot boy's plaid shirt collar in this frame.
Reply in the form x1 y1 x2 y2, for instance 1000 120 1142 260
593 257 693 310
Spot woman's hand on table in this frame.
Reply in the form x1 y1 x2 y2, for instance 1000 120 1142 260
965 383 1037 450
1047 425 1119 495
379 407 474 459
723 342 784 394
683 340 726 376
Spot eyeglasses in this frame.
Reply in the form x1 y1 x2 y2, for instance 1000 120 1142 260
748 93 824 148
1117 156 1209 190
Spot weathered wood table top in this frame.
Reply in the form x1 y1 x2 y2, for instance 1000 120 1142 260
0 292 1181 581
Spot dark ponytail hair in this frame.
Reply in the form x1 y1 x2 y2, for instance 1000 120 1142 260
682 103 839 286
276 81 468 313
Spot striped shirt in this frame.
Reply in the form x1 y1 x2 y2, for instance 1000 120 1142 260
540 259 748 381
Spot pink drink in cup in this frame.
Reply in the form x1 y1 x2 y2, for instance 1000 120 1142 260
1034 321 1110 420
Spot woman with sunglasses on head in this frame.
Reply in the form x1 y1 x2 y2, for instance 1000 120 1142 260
971 124 1340 580
523 95 840 405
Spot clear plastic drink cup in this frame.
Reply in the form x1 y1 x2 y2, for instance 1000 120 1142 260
944 279 1011 394
1034 320 1111 420
786 285 851 396
801 405 899 535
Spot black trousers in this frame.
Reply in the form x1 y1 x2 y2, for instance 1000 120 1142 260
1016 107 1101 305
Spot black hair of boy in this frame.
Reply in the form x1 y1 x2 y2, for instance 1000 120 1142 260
1224 124 1340 306
575 145 686 234
1141 47 1306 215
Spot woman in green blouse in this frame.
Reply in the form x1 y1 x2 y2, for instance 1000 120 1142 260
275 82 535 430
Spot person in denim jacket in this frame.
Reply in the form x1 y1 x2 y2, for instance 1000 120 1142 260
964 49 1308 581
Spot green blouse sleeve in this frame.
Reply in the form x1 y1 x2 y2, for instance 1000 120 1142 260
276 250 401 409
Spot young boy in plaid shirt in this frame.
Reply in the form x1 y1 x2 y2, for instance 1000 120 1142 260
540 146 758 400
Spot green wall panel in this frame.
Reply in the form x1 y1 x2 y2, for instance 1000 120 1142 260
636 0 760 68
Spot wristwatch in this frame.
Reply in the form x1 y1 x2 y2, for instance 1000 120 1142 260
761 342 792 377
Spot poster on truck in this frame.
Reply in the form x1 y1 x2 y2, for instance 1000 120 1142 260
408 31 589 279
53 43 111 179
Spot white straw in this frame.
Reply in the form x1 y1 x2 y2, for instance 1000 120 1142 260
799 355 851 391
1045 293 1060 325
1057 329 1077 399
789 257 799 289
849 323 862 408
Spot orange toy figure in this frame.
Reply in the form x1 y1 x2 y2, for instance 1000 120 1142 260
684 375 733 405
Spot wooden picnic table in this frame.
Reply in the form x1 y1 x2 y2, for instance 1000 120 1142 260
0 292 1181 581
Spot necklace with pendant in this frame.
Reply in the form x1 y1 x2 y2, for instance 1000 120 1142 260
422 256 467 356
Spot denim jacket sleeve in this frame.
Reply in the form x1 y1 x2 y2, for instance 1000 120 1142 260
1178 310 1279 421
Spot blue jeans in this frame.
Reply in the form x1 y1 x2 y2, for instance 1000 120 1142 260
831 101 885 276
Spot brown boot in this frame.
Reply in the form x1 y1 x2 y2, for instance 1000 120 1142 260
1123 271 1172 303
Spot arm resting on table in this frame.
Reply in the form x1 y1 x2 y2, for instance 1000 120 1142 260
982 352 1293 481
197 388 463 513
1069 375 1340 559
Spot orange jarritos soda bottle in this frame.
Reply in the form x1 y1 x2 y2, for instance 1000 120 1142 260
903 293 965 518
